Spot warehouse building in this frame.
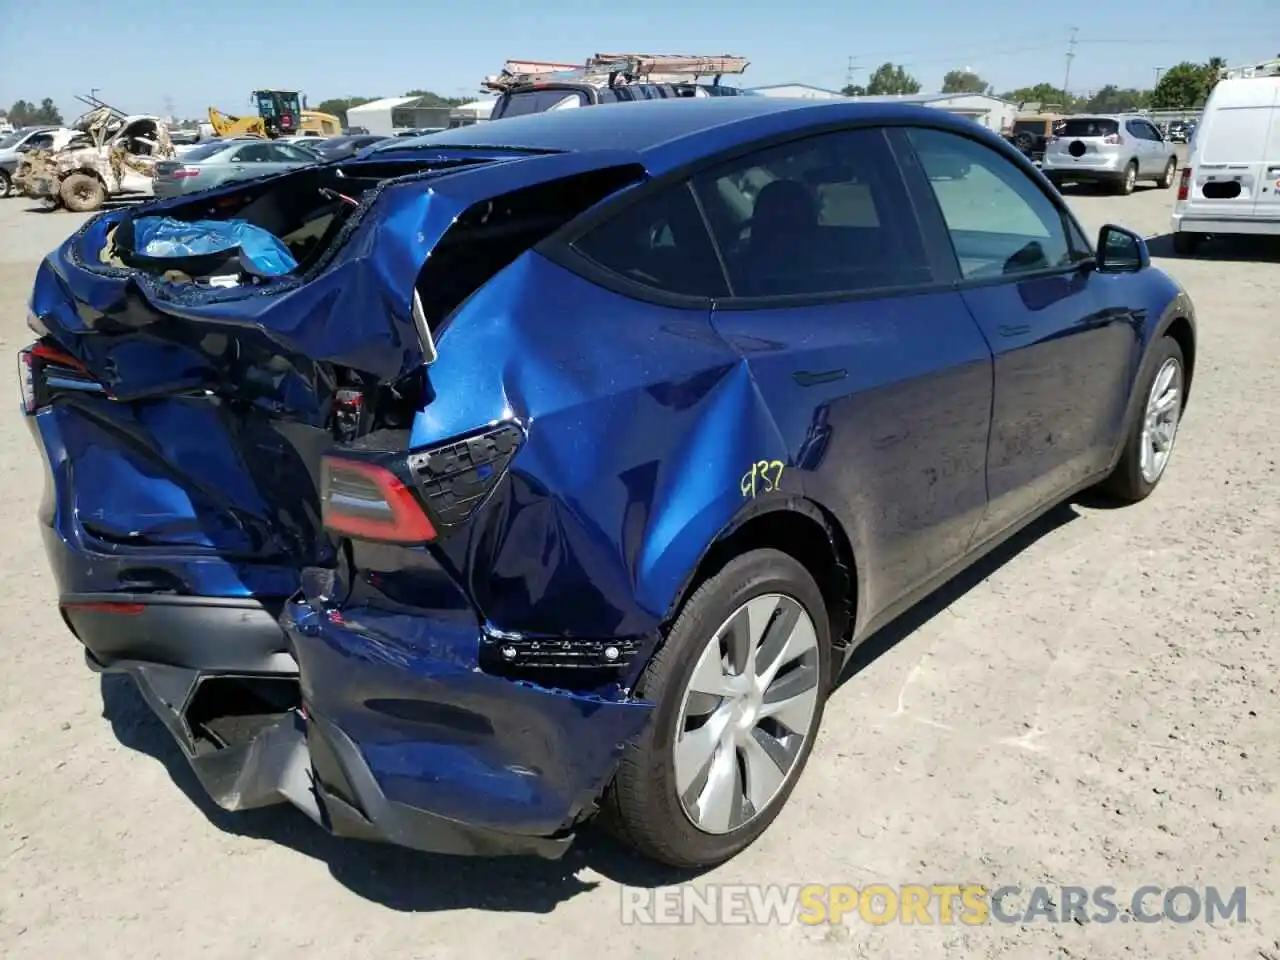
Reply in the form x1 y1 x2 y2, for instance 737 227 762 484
846 93 1018 133
345 96 456 136
749 83 846 100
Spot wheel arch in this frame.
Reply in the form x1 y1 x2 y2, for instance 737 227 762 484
658 496 859 665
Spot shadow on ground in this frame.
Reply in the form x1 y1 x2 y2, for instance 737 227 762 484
1147 232 1280 263
101 500 1081 913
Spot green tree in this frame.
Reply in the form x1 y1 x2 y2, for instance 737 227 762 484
8 100 33 125
999 83 1079 111
1204 56 1226 99
403 89 467 107
312 96 381 124
32 98 62 124
1151 61 1210 109
841 84 867 97
866 62 921 96
941 70 989 94
1084 85 1151 113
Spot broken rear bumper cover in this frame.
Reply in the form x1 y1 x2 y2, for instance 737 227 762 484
66 592 654 858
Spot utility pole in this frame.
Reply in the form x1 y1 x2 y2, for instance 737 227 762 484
845 55 857 92
1062 27 1078 105
1154 66 1165 86
89 87 100 103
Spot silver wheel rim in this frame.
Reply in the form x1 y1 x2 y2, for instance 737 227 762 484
1166 161 1176 185
1126 166 1136 190
673 594 821 835
1140 357 1182 484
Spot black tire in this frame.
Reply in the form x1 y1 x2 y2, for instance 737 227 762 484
604 548 832 868
1098 335 1186 503
1172 232 1201 256
0 170 10 199
60 173 106 213
1115 162 1138 196
1157 158 1177 189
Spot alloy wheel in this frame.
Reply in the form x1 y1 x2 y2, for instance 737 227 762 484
673 594 821 835
1140 357 1182 484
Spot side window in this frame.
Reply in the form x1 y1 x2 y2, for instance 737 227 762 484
571 182 729 298
27 134 53 150
690 128 933 298
1143 121 1164 141
233 143 273 162
906 127 1085 280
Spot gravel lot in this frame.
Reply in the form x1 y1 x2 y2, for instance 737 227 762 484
1 171 1277 960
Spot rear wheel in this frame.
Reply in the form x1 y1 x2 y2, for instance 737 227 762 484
605 548 831 868
1099 335 1185 503
60 173 106 213
1116 162 1138 196
0 170 11 199
1157 158 1177 189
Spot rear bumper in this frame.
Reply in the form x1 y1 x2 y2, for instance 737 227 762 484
283 599 654 857
1171 214 1280 237
59 589 654 858
1041 164 1126 184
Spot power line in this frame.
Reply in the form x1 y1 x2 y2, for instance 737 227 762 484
1063 26 1079 96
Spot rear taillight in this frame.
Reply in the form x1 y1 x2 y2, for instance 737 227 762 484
320 456 437 543
1104 134 1123 144
170 168 201 179
1177 167 1192 201
18 339 105 413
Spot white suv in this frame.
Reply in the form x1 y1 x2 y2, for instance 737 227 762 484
1041 114 1179 195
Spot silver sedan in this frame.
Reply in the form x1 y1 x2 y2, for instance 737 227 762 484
153 139 316 198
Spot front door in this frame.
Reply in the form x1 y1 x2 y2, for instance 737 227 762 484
899 126 1138 542
692 127 994 617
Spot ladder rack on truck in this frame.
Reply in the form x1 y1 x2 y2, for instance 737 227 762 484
1220 58 1280 79
482 53 750 92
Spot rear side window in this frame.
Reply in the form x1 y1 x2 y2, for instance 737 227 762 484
1059 118 1119 138
691 128 933 297
495 89 586 118
572 183 729 298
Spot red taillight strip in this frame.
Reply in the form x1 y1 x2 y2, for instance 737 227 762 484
1177 167 1192 201
62 601 147 615
31 341 88 373
320 456 437 543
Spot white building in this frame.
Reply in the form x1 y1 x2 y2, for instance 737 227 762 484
749 83 846 100
345 96 457 136
450 99 495 126
846 93 1018 133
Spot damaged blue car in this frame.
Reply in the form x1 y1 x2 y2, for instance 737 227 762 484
20 97 1195 868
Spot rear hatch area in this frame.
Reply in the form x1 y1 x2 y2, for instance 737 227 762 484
1045 117 1123 169
21 143 654 832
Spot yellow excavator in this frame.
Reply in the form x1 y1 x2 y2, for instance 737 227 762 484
208 90 342 139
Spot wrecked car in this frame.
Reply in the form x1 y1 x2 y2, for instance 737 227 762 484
14 106 174 212
20 97 1195 868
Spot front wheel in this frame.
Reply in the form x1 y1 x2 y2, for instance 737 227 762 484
605 548 831 868
1158 158 1177 189
0 170 10 199
1099 335 1186 503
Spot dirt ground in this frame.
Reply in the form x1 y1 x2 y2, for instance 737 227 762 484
0 172 1276 960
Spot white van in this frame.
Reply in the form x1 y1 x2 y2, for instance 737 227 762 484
1171 75 1280 254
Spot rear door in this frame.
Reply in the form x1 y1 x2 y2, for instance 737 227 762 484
1187 81 1277 221
1046 116 1123 172
695 127 994 618
1125 118 1155 174
901 125 1138 542
1254 85 1280 218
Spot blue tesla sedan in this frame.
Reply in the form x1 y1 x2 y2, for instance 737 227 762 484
20 95 1195 868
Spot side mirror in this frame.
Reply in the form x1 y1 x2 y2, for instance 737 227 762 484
1096 224 1149 273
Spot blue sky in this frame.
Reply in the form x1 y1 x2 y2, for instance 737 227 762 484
0 0 1272 121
